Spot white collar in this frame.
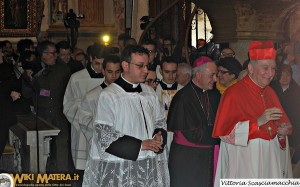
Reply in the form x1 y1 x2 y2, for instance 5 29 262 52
162 80 175 88
121 74 139 88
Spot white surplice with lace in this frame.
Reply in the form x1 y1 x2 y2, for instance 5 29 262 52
83 83 170 187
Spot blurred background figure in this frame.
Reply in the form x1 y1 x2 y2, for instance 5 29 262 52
219 48 235 59
176 63 192 86
145 70 159 90
56 41 84 74
0 47 21 160
74 52 89 68
216 57 242 94
270 64 300 164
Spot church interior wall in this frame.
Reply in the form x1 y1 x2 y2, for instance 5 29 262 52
1 0 300 64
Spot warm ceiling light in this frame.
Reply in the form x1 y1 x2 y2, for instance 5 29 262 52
102 35 110 45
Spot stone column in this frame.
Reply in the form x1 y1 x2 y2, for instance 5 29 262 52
230 40 251 65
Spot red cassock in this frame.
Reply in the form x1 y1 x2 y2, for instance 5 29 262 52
212 75 291 148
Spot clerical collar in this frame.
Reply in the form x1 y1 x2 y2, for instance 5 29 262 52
114 74 142 93
244 75 265 94
86 62 104 78
160 80 178 90
282 85 289 92
191 80 206 92
41 62 46 68
100 81 108 89
248 75 265 88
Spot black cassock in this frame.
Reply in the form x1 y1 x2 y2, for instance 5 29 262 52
167 81 220 187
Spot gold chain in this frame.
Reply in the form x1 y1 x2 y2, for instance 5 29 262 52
191 82 210 123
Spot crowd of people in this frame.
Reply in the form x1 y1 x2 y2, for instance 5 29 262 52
0 35 299 187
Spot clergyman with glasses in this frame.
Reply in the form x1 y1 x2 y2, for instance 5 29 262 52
82 45 169 187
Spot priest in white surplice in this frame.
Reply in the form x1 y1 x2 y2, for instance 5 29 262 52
63 45 105 173
212 41 293 187
75 55 122 166
83 45 169 187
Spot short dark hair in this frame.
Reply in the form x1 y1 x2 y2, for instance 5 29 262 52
118 33 130 47
0 40 11 48
0 40 11 51
125 38 137 46
36 40 55 57
86 45 93 57
75 52 88 61
160 56 177 69
102 46 120 57
89 43 105 59
103 55 121 70
121 45 149 63
141 39 157 51
17 39 34 54
277 64 293 79
55 41 71 52
19 50 36 62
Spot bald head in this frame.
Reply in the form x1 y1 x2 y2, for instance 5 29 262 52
220 48 235 59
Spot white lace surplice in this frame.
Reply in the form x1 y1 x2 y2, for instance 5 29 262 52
83 84 170 187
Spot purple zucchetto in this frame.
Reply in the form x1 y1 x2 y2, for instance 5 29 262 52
192 56 213 68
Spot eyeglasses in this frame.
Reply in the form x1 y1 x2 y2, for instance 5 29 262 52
218 70 230 75
145 78 160 84
130 62 150 69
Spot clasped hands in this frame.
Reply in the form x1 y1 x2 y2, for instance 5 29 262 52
141 131 163 153
257 107 292 136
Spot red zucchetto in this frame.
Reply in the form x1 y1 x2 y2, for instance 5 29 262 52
248 40 276 61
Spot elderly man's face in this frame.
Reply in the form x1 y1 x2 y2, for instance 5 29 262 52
196 62 218 90
248 59 276 88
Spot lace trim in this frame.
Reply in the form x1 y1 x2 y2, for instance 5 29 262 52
83 123 170 186
83 156 170 187
94 123 125 156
